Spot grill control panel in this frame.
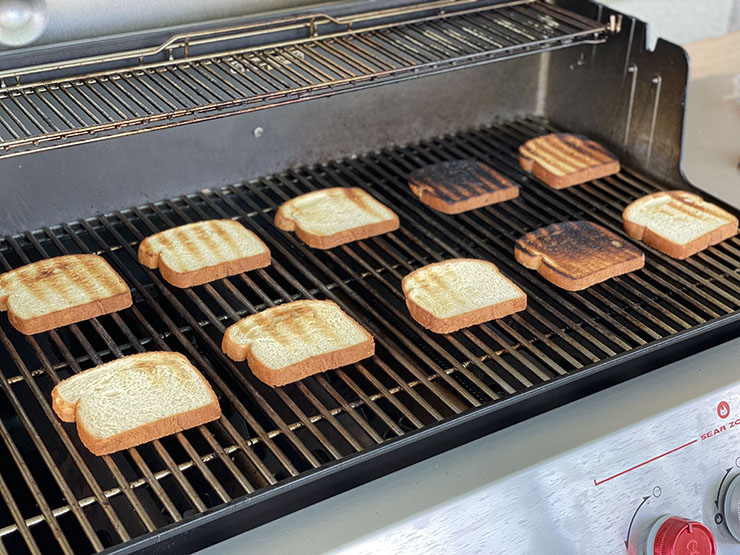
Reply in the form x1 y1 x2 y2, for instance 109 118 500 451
582 390 740 553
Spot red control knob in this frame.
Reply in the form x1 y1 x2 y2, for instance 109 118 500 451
650 516 716 555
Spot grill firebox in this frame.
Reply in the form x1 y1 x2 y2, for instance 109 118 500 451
0 116 738 553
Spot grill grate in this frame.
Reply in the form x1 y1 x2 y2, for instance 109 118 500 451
0 116 739 553
0 0 606 159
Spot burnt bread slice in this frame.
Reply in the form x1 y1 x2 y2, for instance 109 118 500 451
519 133 620 189
623 190 738 259
515 221 644 291
0 254 133 335
408 160 519 214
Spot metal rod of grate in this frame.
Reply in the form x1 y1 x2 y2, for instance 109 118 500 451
0 116 739 553
0 0 605 159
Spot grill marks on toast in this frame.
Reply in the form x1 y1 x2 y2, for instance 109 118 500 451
343 187 378 214
402 259 526 333
244 303 344 348
0 255 132 334
623 190 739 259
138 219 271 288
416 267 468 308
519 133 620 189
408 160 519 213
222 300 374 387
274 187 400 249
3 257 87 309
412 163 502 202
522 135 613 173
515 221 644 291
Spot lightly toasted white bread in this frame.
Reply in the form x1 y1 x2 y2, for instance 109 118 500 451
514 221 644 291
519 133 620 189
222 300 374 387
402 258 527 333
274 187 399 249
0 254 132 335
138 219 270 287
622 190 738 259
52 352 220 456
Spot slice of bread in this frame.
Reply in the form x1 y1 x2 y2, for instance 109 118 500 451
138 219 270 288
222 299 374 387
519 133 620 189
623 190 738 259
0 254 132 335
402 258 526 333
408 160 519 214
515 221 644 291
52 352 220 456
274 187 399 249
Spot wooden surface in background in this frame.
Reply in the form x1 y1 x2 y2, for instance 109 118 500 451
685 31 740 79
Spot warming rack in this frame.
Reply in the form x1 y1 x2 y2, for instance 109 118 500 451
0 0 608 159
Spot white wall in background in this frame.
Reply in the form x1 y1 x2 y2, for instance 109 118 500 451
601 0 739 45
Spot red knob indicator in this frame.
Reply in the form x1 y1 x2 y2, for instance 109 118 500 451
651 516 716 555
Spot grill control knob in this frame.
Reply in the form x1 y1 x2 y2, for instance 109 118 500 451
724 474 740 541
646 516 716 555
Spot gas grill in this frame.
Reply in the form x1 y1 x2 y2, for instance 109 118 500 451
0 1 738 553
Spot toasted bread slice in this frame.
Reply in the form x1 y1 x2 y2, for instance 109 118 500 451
519 133 620 189
222 300 374 387
408 160 519 214
52 352 220 456
515 221 644 291
274 187 399 249
402 258 526 333
623 190 738 259
0 254 132 335
138 219 270 287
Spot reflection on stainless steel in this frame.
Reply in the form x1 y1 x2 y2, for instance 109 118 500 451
0 0 46 46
